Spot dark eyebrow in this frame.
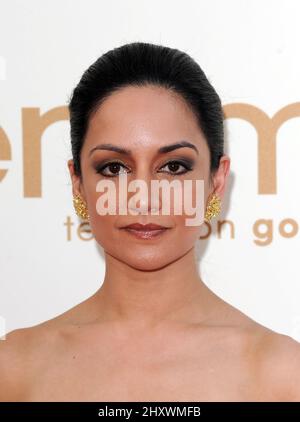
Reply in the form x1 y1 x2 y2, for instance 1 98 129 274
158 141 199 155
89 143 131 157
89 140 199 157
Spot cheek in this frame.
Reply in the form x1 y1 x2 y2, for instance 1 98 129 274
89 214 117 248
175 215 202 245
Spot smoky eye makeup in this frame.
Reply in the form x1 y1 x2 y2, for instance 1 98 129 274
92 156 196 177
161 157 195 169
93 159 130 177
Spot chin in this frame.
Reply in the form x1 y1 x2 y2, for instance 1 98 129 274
107 248 178 271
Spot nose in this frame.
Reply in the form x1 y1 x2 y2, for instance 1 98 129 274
127 166 161 215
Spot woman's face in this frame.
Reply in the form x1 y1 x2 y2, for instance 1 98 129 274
68 85 229 270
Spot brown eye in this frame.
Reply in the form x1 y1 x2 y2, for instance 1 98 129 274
96 161 130 177
158 160 193 175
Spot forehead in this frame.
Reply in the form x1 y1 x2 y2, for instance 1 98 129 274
83 85 207 154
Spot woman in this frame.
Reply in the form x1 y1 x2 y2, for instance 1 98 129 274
1 41 300 402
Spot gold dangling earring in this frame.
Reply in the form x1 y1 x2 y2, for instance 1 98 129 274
73 194 90 221
204 193 221 223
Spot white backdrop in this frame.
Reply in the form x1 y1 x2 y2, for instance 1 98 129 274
1 0 300 339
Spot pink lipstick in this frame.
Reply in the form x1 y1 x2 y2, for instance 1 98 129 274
120 223 170 240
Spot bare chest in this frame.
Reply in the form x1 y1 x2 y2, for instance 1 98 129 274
23 332 258 401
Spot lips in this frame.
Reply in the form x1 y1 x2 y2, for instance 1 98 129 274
122 223 168 231
120 222 170 240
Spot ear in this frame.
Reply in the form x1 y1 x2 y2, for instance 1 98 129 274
67 159 86 201
210 155 230 200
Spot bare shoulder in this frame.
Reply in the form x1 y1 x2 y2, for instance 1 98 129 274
0 315 80 401
214 301 300 400
0 323 58 401
254 327 300 401
0 326 38 401
0 296 98 401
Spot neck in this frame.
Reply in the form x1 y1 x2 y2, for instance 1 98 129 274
93 247 220 329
